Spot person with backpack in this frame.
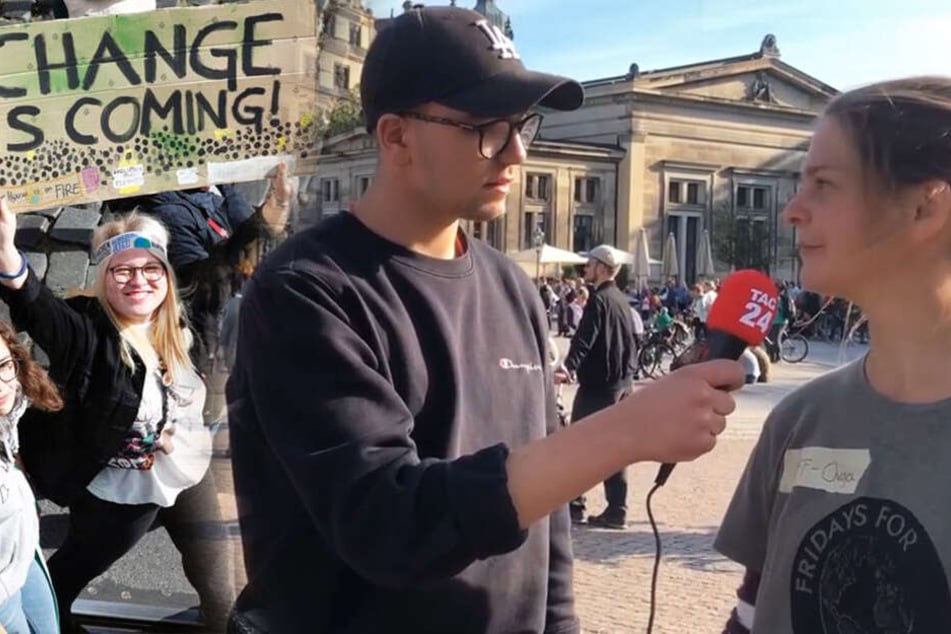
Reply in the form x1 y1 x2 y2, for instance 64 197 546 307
0 202 234 632
0 320 64 634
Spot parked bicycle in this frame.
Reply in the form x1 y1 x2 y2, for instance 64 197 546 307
637 327 679 379
763 323 809 363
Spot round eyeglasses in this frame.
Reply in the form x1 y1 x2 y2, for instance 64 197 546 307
399 112 543 160
0 358 19 383
109 263 167 285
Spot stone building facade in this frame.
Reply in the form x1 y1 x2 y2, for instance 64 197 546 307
540 35 838 281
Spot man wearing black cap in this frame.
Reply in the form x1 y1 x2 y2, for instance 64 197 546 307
227 6 745 633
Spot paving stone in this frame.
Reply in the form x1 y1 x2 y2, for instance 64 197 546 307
49 207 102 246
46 251 89 295
23 251 48 281
31 207 64 222
85 263 99 289
14 214 50 250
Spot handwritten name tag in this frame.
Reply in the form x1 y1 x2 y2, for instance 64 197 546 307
778 447 871 495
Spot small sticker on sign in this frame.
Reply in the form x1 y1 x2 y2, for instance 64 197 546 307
177 167 200 186
113 165 145 193
81 167 101 193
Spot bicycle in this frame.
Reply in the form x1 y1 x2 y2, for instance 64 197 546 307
763 324 809 363
637 328 678 379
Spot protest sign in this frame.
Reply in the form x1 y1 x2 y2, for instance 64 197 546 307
0 0 318 211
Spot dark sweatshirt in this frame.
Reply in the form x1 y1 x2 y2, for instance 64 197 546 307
227 213 579 634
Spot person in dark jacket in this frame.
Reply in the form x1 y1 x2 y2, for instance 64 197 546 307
227 7 745 633
555 244 636 529
0 203 234 632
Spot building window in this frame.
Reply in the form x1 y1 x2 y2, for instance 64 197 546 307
322 14 336 36
321 178 339 203
524 173 551 201
349 23 362 47
686 182 700 205
737 185 769 212
356 175 371 197
668 179 706 206
487 218 501 249
523 211 550 248
734 216 771 272
574 177 600 204
573 214 594 253
333 64 350 91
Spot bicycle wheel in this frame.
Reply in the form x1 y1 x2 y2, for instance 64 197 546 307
780 333 809 363
638 342 675 378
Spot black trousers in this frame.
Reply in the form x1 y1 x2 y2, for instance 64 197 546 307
767 323 783 362
47 470 235 633
569 384 631 515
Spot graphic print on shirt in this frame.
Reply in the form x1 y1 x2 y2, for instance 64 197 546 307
790 496 951 633
108 376 164 471
109 418 160 470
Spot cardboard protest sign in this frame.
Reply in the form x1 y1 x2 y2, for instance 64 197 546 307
0 0 319 212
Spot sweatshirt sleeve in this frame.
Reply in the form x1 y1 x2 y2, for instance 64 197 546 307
0 267 94 375
237 266 528 588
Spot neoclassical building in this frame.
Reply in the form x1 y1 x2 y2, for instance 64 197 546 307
540 35 837 281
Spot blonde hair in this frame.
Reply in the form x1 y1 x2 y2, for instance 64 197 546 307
91 212 193 381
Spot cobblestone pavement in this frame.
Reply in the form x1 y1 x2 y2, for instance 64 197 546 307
560 339 865 633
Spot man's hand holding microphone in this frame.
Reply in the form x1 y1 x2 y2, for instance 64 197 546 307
506 271 777 528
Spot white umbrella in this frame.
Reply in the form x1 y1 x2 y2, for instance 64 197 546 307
661 232 680 280
508 244 588 265
632 229 651 288
696 229 716 279
509 243 588 284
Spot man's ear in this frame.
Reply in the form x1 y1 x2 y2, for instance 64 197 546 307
375 114 412 167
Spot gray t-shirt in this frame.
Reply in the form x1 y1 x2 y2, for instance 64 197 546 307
716 357 951 633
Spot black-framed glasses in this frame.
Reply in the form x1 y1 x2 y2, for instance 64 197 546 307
399 111 543 159
109 263 167 284
0 358 19 383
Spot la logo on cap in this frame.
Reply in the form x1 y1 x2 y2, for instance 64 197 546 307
474 19 519 60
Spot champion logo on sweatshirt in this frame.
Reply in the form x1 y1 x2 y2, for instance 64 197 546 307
498 358 542 373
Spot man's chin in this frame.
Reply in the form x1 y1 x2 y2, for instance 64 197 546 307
462 204 508 223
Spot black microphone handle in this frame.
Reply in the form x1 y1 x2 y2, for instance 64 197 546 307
654 330 752 486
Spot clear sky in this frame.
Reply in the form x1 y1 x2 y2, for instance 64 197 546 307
363 0 951 91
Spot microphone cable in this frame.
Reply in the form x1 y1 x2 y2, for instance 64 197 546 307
645 481 663 634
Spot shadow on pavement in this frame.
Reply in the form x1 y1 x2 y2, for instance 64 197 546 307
571 523 740 573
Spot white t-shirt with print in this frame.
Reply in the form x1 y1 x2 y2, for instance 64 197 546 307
87 337 211 507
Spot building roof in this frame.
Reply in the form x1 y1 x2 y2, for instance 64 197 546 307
582 34 838 99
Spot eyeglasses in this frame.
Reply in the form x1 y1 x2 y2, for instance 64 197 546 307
0 358 19 383
399 111 543 159
109 263 167 284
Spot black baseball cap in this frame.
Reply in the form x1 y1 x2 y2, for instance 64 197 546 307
361 6 584 132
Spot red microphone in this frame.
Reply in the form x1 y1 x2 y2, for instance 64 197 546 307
654 269 778 486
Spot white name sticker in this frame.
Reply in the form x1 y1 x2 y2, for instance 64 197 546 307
779 447 871 495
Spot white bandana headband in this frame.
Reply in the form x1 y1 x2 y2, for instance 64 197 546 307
92 232 169 266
